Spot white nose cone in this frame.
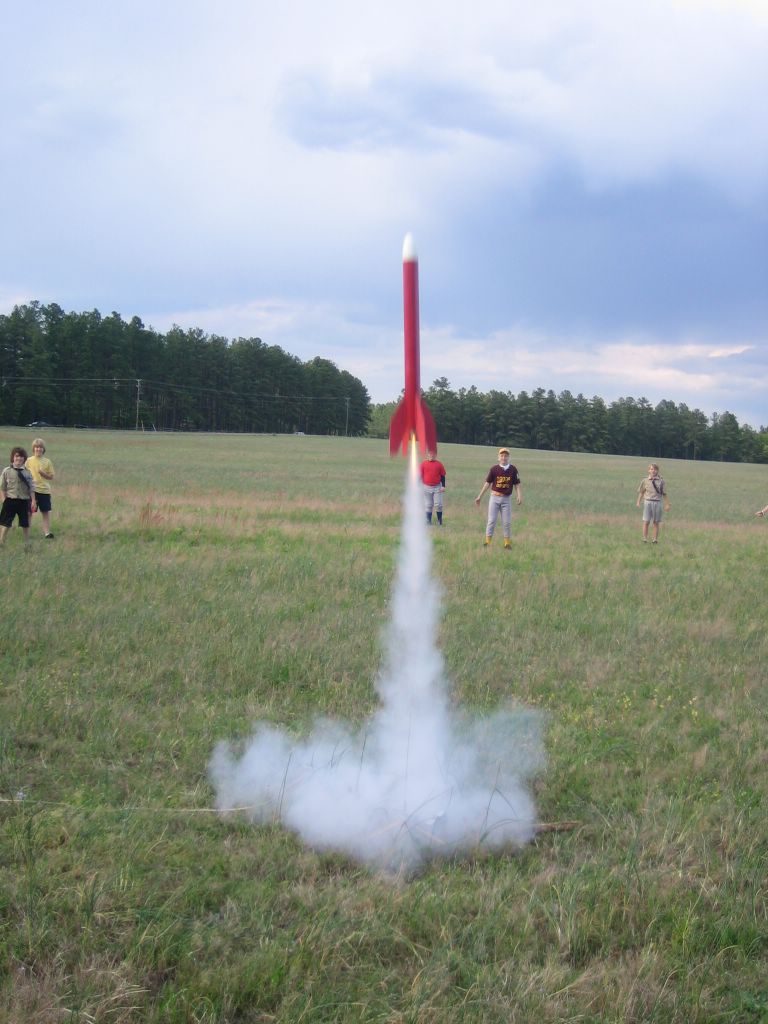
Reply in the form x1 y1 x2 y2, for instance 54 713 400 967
402 232 417 262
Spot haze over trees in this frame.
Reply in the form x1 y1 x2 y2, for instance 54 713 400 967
369 378 767 463
0 302 371 435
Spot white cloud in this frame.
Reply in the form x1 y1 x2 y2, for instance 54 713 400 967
268 0 768 203
417 325 767 424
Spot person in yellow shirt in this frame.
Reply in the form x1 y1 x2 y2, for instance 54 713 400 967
26 437 55 539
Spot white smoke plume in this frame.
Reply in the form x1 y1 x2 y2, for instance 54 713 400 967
210 451 544 873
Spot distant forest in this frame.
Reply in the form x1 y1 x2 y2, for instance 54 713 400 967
369 378 768 463
0 302 371 435
3 302 765 462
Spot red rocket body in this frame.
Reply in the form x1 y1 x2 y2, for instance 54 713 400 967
389 233 438 456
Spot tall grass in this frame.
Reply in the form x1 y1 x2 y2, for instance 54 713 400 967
1 428 766 1022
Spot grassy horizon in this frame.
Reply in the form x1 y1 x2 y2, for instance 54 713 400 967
1 428 766 1023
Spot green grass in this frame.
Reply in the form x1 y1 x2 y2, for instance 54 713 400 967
1 429 767 1022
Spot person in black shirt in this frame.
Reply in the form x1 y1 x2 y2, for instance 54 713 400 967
475 448 522 549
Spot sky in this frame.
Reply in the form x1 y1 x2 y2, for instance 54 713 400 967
1 0 766 426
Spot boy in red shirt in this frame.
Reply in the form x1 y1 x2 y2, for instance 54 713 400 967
419 451 446 525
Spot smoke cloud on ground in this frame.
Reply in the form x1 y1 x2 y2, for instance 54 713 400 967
210 453 544 873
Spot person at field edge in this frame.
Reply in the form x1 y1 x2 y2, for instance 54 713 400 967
475 448 522 549
26 437 55 539
420 450 446 525
0 447 36 549
636 463 670 543
755 504 768 518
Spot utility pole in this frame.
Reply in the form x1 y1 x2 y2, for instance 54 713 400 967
345 396 350 437
135 379 142 431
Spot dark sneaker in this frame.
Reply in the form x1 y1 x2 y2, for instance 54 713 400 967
45 533 55 539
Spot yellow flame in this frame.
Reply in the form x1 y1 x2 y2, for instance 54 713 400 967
409 435 419 481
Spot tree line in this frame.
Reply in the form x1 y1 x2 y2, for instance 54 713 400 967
368 378 768 463
4 302 764 461
0 302 371 435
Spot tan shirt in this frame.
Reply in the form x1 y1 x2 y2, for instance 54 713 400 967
1 465 34 499
637 476 667 501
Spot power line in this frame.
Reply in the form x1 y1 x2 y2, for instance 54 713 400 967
0 375 355 404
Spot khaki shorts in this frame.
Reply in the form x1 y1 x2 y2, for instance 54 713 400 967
642 500 663 524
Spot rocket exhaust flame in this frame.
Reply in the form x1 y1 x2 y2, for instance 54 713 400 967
210 458 544 874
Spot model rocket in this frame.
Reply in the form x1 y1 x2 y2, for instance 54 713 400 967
389 233 438 456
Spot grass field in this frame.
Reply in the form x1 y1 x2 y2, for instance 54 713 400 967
1 428 766 1023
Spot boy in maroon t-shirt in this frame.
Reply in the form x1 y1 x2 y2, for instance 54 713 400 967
420 451 447 525
475 448 522 548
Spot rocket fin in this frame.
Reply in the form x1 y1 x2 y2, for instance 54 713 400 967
415 398 438 456
389 399 410 456
389 396 438 456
